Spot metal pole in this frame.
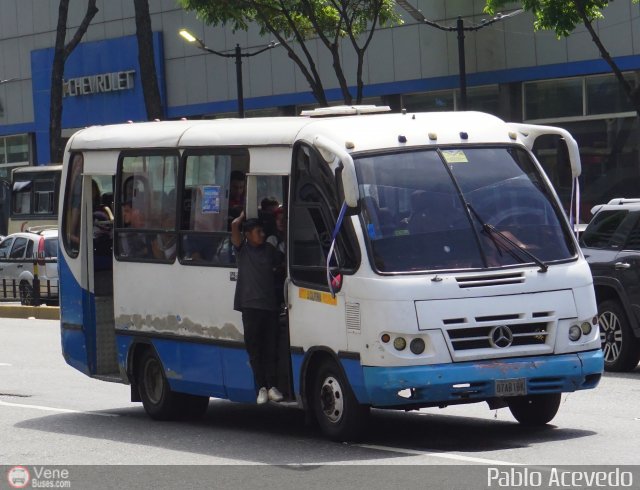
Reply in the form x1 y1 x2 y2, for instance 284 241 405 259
235 44 244 118
457 17 467 111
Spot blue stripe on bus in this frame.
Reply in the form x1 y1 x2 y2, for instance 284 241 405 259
362 350 603 407
116 334 257 403
59 254 94 375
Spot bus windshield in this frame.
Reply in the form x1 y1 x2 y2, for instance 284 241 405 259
355 146 576 273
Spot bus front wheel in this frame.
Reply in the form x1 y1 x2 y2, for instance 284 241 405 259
507 393 561 426
136 349 183 420
311 359 369 442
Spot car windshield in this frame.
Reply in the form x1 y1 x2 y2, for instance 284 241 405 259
355 146 576 273
580 210 629 249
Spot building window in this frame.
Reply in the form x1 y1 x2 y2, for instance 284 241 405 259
525 78 583 120
524 72 639 121
586 73 638 116
457 85 500 113
403 90 454 112
402 85 499 114
0 134 31 168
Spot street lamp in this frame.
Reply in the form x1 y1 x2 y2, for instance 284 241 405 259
0 78 17 85
396 2 523 110
180 29 279 118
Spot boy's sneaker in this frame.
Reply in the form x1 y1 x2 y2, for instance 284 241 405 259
257 387 268 405
268 387 283 402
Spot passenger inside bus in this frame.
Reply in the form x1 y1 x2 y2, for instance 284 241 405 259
120 189 151 258
92 179 113 268
228 170 245 221
259 196 280 238
151 194 177 261
266 206 287 307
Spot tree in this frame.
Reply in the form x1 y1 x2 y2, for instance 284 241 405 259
178 0 400 106
484 0 640 117
50 0 99 163
134 0 164 120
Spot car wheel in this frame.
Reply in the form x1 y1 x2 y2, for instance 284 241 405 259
598 299 640 372
136 349 183 420
507 393 561 426
19 281 34 306
311 359 369 442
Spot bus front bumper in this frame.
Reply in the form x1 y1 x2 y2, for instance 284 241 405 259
361 350 603 408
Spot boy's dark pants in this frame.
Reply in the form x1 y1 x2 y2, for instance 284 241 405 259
242 308 279 389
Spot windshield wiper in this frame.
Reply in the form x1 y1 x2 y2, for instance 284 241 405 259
466 203 548 273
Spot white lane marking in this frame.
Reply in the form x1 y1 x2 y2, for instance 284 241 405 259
0 399 119 417
0 363 12 367
357 444 521 466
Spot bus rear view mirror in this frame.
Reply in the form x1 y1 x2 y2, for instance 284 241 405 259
313 136 359 208
507 123 582 179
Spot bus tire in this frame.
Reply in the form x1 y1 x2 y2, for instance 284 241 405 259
598 299 640 372
507 393 561 426
311 359 369 442
136 349 182 421
19 281 34 306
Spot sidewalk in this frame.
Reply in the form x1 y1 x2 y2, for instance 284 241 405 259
0 303 60 320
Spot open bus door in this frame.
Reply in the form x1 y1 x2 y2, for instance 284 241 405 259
245 173 293 398
60 154 118 379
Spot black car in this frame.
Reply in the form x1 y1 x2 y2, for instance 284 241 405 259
580 199 640 371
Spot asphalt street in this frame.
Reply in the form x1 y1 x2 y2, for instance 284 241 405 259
1 317 639 488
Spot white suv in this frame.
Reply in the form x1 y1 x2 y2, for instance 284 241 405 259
0 228 59 305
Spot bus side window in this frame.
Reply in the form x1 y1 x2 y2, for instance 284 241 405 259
179 151 248 267
34 178 56 214
12 182 31 215
61 153 84 258
115 153 178 262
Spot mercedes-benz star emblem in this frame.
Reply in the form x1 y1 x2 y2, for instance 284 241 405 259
489 325 514 348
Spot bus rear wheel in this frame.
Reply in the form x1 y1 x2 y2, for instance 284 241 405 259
507 393 561 426
136 349 183 420
311 359 369 442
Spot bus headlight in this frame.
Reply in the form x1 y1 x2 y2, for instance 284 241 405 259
581 321 592 335
569 325 582 341
393 337 407 351
410 338 426 355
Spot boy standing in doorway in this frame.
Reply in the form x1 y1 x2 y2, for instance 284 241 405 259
231 211 284 404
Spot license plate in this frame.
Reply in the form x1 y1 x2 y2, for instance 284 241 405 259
495 378 527 397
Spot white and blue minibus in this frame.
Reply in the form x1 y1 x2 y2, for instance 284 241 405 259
58 107 603 441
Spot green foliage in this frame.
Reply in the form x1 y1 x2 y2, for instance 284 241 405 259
178 0 400 40
484 0 638 37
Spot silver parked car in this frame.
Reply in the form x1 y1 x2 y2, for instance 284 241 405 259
0 228 58 305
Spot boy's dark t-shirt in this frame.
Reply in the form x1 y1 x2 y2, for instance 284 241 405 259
233 241 279 312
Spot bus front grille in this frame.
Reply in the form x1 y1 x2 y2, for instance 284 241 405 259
455 272 525 288
447 322 549 351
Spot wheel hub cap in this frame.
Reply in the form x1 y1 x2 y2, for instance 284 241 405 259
144 360 163 404
599 311 622 363
319 376 344 424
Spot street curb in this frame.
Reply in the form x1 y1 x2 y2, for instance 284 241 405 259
0 305 60 320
